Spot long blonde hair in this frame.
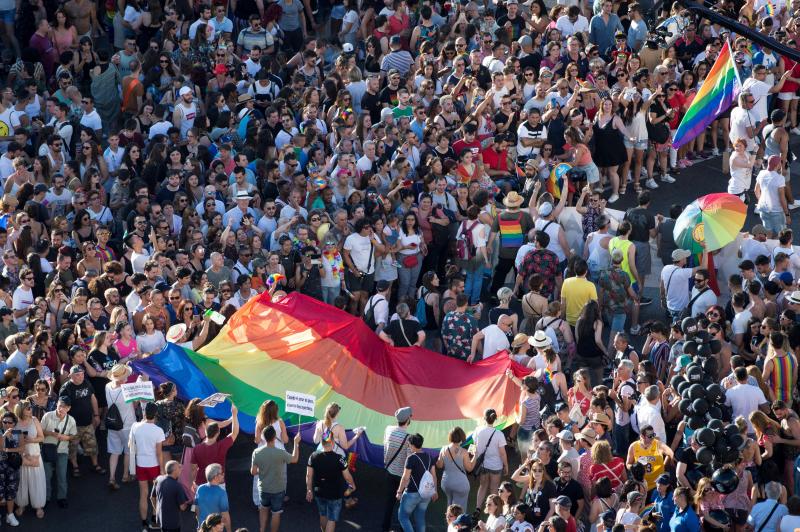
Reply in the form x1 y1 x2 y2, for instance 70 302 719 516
323 403 341 428
256 400 280 428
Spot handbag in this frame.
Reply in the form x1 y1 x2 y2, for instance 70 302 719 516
402 254 418 268
470 429 497 478
6 448 21 470
22 454 40 467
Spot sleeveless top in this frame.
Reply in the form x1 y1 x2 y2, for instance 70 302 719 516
768 353 796 403
631 439 664 489
723 468 751 510
520 394 541 430
780 411 800 460
441 446 468 481
608 237 634 283
587 231 612 273
763 124 783 158
316 420 345 457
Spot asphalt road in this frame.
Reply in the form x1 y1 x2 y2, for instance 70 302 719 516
18 153 777 532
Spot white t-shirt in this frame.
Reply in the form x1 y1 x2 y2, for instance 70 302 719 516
397 230 422 256
11 285 33 329
45 188 73 217
130 421 165 468
80 109 103 132
131 249 151 273
105 383 137 428
473 426 505 470
516 121 548 157
742 78 771 123
343 233 376 274
756 169 786 213
725 383 767 433
365 294 389 327
660 265 694 312
480 324 510 359
741 238 771 263
690 286 717 317
730 107 758 151
731 309 753 353
555 14 589 37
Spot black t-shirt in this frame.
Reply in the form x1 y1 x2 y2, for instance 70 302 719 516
466 64 492 90
624 207 655 243
383 319 423 347
362 90 383 124
379 86 400 108
403 451 432 493
554 478 584 515
308 450 347 500
524 479 557 526
519 52 542 74
59 379 96 426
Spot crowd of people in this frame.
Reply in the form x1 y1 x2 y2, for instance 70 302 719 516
3 0 800 530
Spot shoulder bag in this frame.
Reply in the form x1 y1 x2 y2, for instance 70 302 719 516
384 433 409 471
470 429 497 478
447 446 466 475
756 501 781 532
678 287 710 321
41 416 69 463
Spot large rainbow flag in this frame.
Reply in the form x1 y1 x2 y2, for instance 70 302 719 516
131 292 530 467
671 40 741 149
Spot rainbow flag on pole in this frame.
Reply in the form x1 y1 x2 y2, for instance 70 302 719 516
131 293 530 466
671 40 741 149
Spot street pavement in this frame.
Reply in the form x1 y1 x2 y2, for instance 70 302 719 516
20 153 774 532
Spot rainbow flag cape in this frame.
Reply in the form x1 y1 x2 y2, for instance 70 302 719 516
763 0 776 15
131 293 530 466
672 40 741 149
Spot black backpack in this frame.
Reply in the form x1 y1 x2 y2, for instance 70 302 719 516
538 371 558 418
57 120 81 158
363 295 384 331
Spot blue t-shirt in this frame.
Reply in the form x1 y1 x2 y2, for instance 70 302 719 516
651 490 675 532
195 483 229 525
669 507 700 532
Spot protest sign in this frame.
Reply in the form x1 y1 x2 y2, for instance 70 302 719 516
121 381 155 403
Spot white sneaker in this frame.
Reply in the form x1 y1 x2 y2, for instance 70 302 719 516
640 167 648 177
661 174 676 183
645 178 659 189
792 127 800 135
790 200 800 210
608 193 619 203
711 148 720 156
6 514 19 527
626 172 633 183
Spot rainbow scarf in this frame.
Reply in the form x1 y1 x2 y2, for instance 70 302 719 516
323 249 344 281
130 293 531 466
672 40 741 149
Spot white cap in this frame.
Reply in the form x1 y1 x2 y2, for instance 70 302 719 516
179 86 193 97
342 43 354 53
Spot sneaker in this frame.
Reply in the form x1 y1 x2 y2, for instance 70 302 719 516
661 174 676 183
608 193 619 204
686 152 697 161
792 200 800 209
630 324 642 335
626 172 633 183
149 517 161 530
640 167 648 177
639 297 653 306
6 514 18 527
680 158 693 166
711 148 720 156
645 178 659 189
791 127 800 135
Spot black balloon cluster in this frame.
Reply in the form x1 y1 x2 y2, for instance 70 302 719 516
670 318 741 494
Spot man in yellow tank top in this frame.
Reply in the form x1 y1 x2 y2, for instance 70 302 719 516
625 424 674 492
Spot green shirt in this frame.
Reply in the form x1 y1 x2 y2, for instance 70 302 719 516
252 445 293 494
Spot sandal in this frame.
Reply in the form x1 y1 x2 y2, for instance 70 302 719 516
108 480 120 491
633 184 642 195
72 468 81 478
36 509 44 519
93 465 107 475
121 474 134 483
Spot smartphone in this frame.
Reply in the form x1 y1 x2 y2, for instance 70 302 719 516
311 259 321 265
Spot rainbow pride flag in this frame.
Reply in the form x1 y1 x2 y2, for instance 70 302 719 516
763 0 776 15
131 293 530 466
672 40 741 149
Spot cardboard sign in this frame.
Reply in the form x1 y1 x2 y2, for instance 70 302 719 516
121 381 155 403
197 393 231 408
285 391 316 417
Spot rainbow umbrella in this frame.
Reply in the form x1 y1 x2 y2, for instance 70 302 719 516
548 163 571 199
673 193 746 253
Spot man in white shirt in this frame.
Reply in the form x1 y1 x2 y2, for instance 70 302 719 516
725 366 769 435
12 267 35 329
729 91 759 153
343 219 380 315
740 224 770 262
0 142 22 182
634 385 667 443
79 96 102 136
556 6 589 40
742 66 790 124
730 292 752 354
129 402 165 530
516 108 548 160
469 315 513 362
364 281 391 334
188 4 215 41
660 248 707 321
45 173 73 218
690 269 717 317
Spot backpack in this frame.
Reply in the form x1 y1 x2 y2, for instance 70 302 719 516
363 295 384 331
415 288 429 328
57 120 81 158
537 371 558 418
498 212 524 249
456 221 479 261
412 454 436 499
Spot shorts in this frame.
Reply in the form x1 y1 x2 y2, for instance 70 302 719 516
624 138 648 150
136 465 161 482
107 428 131 455
0 9 14 24
315 497 342 521
652 141 670 153
480 467 503 475
759 210 786 235
69 425 98 460
344 270 375 293
633 240 651 276
259 490 285 513
726 508 748 525
0 462 19 501
778 92 798 101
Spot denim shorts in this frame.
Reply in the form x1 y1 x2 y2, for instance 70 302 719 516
315 497 342 521
759 210 786 235
610 312 626 332
0 9 14 23
260 490 285 513
624 138 648 150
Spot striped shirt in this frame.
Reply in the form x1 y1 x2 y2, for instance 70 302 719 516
649 340 671 383
380 51 415 76
383 426 410 477
767 352 797 403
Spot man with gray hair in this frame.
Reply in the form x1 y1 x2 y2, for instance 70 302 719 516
633 385 666 442
469 314 512 363
205 251 232 289
152 460 189 532
379 303 425 347
730 90 759 154
195 463 231 532
747 481 788 531
609 358 637 455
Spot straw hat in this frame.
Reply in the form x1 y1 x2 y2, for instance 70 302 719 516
502 191 524 208
166 323 187 343
110 363 132 380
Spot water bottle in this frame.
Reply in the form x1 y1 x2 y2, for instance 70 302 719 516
204 309 225 325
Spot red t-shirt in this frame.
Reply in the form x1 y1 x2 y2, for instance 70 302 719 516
452 139 482 159
191 436 234 484
589 456 626 491
481 146 509 173
667 92 687 129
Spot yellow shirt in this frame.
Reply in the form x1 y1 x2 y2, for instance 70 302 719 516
561 276 598 325
631 439 664 491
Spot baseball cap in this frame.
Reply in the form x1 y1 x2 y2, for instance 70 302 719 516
554 495 572 508
70 364 85 374
780 272 795 285
389 35 402 46
557 429 574 442
395 406 412 423
518 35 532 47
750 224 767 236
672 249 691 261
539 202 554 217
656 473 673 485
387 68 401 77
179 86 193 97
33 183 48 194
342 43 354 53
154 281 171 292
